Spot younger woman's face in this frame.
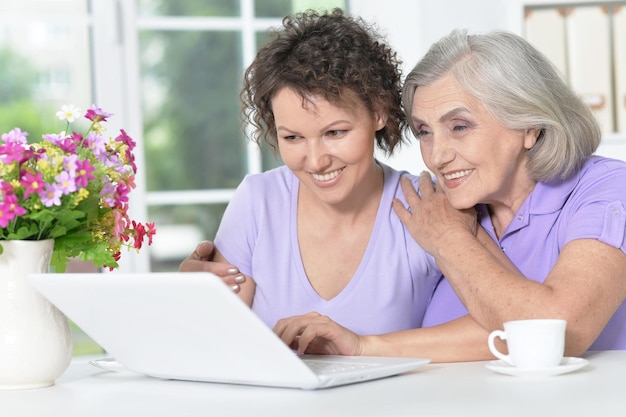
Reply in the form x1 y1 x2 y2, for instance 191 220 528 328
272 87 385 207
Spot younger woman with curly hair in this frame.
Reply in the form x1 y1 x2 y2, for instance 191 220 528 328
181 8 442 337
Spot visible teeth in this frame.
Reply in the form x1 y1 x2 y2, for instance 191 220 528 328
444 169 472 180
312 169 342 182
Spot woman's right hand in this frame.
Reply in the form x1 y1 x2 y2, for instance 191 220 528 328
179 240 246 293
273 312 363 356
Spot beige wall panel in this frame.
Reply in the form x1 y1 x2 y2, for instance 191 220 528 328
615 6 626 134
525 8 567 78
567 6 613 134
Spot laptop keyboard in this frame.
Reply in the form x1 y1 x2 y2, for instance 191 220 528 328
303 359 380 374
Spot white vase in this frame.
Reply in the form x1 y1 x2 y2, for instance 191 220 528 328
0 239 73 390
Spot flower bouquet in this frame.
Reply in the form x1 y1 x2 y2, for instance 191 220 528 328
0 105 156 272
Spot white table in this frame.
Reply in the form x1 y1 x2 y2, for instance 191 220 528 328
1 350 624 417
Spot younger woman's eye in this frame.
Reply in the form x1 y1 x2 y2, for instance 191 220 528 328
326 130 345 137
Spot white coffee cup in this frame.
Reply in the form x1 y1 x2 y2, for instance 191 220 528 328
487 319 567 368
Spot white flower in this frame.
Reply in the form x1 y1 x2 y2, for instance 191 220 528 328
56 105 82 123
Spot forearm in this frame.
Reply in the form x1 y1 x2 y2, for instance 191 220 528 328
360 316 494 363
434 228 553 331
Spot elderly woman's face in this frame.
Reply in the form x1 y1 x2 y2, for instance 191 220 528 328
411 74 539 210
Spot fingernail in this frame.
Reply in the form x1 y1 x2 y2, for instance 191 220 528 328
227 268 239 275
230 284 240 293
234 275 246 284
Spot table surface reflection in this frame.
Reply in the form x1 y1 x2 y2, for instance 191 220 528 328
1 350 624 417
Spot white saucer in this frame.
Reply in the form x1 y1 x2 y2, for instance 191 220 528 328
485 357 589 378
89 357 133 374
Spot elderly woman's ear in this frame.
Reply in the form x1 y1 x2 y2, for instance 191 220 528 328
524 127 543 150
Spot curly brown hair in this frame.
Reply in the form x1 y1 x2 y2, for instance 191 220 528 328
240 8 407 155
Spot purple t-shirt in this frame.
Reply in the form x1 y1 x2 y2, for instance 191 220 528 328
423 155 626 350
215 162 441 334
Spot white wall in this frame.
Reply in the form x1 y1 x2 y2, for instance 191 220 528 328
351 0 626 173
349 0 426 174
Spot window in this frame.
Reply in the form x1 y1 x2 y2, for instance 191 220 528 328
0 0 344 356
132 0 346 272
0 0 99 355
0 0 92 141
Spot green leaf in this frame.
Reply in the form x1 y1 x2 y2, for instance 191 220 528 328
50 249 69 273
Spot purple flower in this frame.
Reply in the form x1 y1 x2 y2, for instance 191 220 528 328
43 132 67 144
40 183 63 207
55 171 77 194
1 128 29 144
86 131 107 157
63 154 79 176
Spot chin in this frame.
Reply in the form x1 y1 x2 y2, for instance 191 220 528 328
447 195 477 210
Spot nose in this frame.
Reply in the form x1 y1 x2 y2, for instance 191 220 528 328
427 132 455 168
306 138 332 171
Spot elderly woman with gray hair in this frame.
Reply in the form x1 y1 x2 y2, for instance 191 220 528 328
274 29 626 362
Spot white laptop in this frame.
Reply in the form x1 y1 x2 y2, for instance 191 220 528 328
27 272 430 389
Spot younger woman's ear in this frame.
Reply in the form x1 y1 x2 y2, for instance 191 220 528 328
375 110 388 131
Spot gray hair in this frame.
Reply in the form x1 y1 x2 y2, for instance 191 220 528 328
402 29 601 182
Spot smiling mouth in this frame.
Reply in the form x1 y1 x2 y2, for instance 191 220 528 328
443 169 473 181
311 168 343 182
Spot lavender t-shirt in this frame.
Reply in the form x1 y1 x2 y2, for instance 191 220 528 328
423 155 626 350
215 162 441 334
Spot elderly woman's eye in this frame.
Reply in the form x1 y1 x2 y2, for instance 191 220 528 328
415 129 431 138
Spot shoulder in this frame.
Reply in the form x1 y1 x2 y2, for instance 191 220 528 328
379 161 420 192
237 165 294 194
569 155 626 200
533 156 626 209
227 166 295 214
579 155 626 181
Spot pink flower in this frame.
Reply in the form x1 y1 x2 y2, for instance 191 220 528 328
75 159 95 188
113 208 129 237
145 222 156 245
131 220 146 250
59 137 78 153
0 194 26 227
0 141 26 164
85 105 113 123
20 171 44 198
115 129 136 150
114 182 130 208
0 180 13 195
0 203 15 228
